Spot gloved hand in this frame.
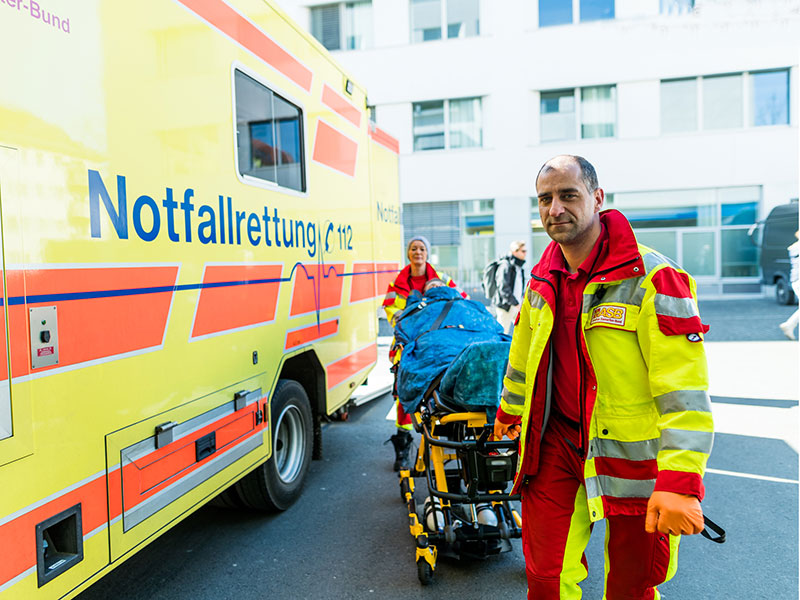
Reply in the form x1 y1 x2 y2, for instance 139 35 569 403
645 491 704 536
492 418 521 441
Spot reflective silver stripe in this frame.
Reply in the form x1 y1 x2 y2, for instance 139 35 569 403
384 292 396 301
591 437 659 461
654 294 699 319
585 475 601 499
527 288 546 310
585 475 656 499
655 390 712 414
583 278 647 315
661 428 714 453
502 387 525 406
505 364 526 384
642 249 679 272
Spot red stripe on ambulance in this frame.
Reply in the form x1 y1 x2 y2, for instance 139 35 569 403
7 266 178 378
312 121 358 177
369 124 400 154
284 319 339 350
121 404 264 513
191 264 282 339
349 262 377 303
326 343 377 389
322 84 362 128
175 0 313 92
375 262 400 295
0 472 107 588
289 263 345 317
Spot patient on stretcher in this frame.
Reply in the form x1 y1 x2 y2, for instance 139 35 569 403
392 282 512 422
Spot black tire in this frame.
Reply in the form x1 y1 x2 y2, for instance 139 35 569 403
776 277 796 305
417 559 434 586
235 379 313 511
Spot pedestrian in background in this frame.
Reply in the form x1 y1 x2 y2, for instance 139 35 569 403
492 241 528 334
494 155 713 599
779 230 799 340
382 235 466 471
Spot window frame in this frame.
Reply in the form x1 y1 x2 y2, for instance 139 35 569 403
538 0 615 27
750 68 791 127
539 88 578 142
412 96 483 151
231 63 308 197
410 0 480 44
310 1 373 51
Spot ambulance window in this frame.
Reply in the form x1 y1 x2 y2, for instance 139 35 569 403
234 70 306 192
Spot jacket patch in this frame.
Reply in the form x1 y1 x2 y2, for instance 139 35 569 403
590 304 627 327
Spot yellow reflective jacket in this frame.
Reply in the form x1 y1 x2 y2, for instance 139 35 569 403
500 210 713 521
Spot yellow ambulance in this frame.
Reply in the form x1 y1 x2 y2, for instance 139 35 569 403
0 0 401 597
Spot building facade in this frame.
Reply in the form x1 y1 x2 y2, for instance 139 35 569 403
280 0 799 297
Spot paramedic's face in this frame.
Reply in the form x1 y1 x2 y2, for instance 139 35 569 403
536 159 603 246
408 241 427 267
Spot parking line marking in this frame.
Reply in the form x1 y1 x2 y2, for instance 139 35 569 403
706 467 798 485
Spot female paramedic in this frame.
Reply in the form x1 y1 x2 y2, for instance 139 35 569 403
382 235 467 471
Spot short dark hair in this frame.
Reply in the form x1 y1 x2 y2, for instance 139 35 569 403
536 155 598 193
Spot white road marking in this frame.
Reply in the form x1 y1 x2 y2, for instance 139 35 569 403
706 468 798 485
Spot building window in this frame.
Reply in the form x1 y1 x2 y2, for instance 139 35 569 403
234 70 305 192
609 186 760 280
581 85 616 138
660 0 694 14
413 97 482 151
751 69 790 126
580 0 614 22
539 0 572 27
540 89 576 142
367 105 377 123
539 0 614 26
310 1 373 51
703 73 743 130
411 0 479 43
661 78 698 133
402 200 493 289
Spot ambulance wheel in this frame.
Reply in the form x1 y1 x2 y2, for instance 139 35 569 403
236 379 313 511
417 559 434 586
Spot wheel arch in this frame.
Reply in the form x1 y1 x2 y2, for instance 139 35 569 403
275 348 327 459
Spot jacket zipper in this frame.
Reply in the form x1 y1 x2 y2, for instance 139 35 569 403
575 254 641 459
529 274 556 439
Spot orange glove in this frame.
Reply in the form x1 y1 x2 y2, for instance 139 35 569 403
492 418 521 441
645 491 704 536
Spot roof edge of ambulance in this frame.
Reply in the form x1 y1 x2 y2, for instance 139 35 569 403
263 0 369 102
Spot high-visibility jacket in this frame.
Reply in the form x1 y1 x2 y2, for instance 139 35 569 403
500 209 713 521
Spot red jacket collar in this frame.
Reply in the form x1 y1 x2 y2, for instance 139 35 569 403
531 210 643 297
393 262 438 296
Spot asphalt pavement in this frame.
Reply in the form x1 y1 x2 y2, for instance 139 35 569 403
76 295 799 600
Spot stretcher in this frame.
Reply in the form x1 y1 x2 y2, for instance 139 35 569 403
398 371 522 585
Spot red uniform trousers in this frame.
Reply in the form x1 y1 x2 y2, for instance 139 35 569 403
521 415 678 600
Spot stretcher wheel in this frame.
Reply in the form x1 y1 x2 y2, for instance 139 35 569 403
417 559 433 585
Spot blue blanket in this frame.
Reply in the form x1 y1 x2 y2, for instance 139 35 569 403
393 287 511 419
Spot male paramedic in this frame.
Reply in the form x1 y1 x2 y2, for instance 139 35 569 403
493 155 713 599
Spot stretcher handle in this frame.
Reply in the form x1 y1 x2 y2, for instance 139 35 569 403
701 515 726 544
